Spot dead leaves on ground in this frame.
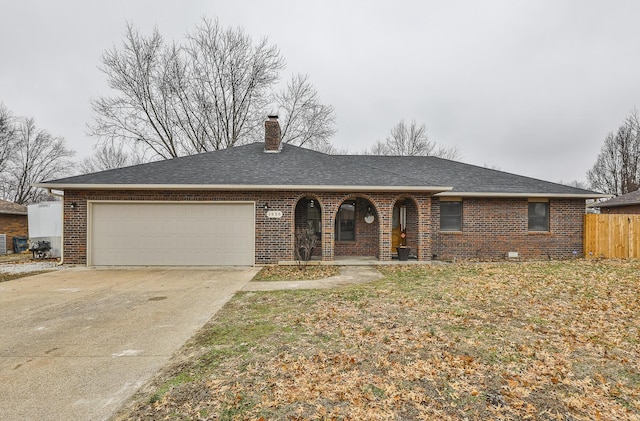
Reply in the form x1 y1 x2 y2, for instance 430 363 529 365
127 260 640 420
253 265 340 282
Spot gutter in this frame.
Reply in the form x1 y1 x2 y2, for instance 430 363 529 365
0 211 28 216
32 183 610 199
435 192 612 199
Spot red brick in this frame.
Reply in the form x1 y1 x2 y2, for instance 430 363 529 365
0 214 28 253
61 191 585 264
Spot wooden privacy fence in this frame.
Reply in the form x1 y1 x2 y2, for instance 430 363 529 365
584 214 640 258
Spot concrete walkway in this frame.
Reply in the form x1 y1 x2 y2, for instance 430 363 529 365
242 265 383 291
0 266 258 421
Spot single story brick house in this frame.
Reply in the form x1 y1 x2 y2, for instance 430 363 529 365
0 199 28 254
591 189 640 214
36 117 607 266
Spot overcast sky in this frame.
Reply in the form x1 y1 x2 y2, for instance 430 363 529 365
2 0 640 185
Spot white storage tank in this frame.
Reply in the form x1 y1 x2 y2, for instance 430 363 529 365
27 201 62 258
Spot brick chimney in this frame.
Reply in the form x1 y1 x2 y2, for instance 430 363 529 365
264 115 282 153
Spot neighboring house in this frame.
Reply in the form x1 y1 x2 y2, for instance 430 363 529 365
591 189 640 214
0 200 28 254
35 116 607 266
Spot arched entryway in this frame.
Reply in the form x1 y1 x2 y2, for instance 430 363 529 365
294 196 322 260
334 197 379 259
391 197 419 259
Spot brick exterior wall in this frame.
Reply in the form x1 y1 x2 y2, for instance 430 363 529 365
334 198 379 257
0 214 28 253
600 205 640 214
431 198 585 260
61 190 585 265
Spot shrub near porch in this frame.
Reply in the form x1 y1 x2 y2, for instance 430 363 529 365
119 260 640 420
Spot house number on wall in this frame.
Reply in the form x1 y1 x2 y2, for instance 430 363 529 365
266 210 283 218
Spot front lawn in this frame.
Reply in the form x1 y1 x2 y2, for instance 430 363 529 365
118 260 640 420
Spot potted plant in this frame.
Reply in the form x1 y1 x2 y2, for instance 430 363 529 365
396 231 410 261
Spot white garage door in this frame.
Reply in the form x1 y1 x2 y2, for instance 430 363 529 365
89 202 255 266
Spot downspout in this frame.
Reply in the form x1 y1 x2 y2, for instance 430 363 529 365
47 188 65 266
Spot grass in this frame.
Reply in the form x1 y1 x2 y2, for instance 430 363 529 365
252 265 340 281
0 252 32 263
116 260 640 420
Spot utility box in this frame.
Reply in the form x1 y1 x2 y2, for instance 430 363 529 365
27 202 62 258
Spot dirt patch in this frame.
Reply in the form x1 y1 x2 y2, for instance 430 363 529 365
116 260 640 420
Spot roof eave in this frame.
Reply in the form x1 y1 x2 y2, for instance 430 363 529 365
589 202 640 208
0 211 28 216
34 183 454 193
435 192 611 199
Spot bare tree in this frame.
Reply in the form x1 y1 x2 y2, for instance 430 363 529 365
79 142 146 174
185 18 285 150
275 74 336 151
587 110 640 195
0 104 16 177
366 119 460 159
557 179 589 190
89 18 335 160
367 139 389 156
89 24 187 159
2 117 74 204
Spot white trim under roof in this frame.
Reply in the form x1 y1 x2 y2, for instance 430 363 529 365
34 184 610 198
35 183 454 193
435 192 612 199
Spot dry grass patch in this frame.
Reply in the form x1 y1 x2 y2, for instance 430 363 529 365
253 265 340 282
0 271 50 283
0 253 31 263
118 260 640 420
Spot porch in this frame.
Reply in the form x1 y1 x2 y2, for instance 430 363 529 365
292 193 430 263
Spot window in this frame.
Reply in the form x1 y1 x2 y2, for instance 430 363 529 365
307 201 321 235
528 202 549 231
335 203 355 241
440 201 462 231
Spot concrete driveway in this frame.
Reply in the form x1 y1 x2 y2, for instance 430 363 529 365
0 266 258 421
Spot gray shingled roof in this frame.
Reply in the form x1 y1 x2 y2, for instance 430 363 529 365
0 199 27 215
594 189 640 208
37 142 603 197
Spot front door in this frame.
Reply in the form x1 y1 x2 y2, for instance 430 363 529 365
391 203 406 253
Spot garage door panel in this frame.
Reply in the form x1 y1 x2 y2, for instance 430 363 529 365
90 203 254 266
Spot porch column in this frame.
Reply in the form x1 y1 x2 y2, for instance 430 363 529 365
416 196 432 260
321 196 337 261
378 200 393 261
